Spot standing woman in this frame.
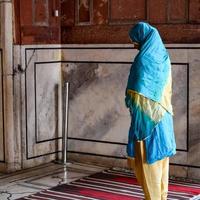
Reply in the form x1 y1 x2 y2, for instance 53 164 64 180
125 22 176 200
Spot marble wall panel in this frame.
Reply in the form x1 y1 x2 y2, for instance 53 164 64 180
62 63 130 144
26 62 62 157
35 64 61 142
168 49 188 63
20 47 62 168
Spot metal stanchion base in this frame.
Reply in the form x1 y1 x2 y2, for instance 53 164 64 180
53 160 73 166
53 160 73 183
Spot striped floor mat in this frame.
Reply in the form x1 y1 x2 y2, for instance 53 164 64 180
18 168 200 200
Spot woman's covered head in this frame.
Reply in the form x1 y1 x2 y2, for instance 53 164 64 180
129 22 155 45
129 22 168 63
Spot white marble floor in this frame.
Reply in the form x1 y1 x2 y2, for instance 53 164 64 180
0 162 106 200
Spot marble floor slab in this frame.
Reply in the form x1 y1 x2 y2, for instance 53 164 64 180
0 162 106 200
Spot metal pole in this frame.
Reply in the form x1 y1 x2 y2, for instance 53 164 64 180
62 82 69 165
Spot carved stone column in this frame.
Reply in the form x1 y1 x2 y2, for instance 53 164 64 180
0 0 21 172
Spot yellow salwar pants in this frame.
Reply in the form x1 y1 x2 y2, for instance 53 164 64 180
127 141 169 200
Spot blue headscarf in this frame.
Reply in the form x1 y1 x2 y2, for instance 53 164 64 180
126 22 170 102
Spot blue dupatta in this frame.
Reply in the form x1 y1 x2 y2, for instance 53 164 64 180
126 22 170 102
126 22 172 141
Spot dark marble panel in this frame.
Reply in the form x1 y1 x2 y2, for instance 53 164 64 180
24 49 62 160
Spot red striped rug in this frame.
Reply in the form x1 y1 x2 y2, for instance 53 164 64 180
18 168 200 200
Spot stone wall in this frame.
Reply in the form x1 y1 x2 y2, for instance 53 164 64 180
61 44 200 179
0 0 199 180
0 39 199 180
2 43 198 179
